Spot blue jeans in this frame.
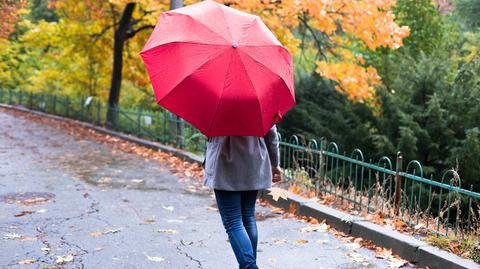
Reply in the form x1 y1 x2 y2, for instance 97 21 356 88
214 189 259 269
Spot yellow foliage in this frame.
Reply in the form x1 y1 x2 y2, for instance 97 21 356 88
226 0 410 103
2 0 409 106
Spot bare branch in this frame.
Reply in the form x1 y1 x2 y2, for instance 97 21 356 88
126 24 155 39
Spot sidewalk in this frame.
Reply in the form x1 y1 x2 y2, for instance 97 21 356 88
0 109 413 269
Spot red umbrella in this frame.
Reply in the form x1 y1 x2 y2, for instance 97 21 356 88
140 0 295 137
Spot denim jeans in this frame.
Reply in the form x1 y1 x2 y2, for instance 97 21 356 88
214 189 259 269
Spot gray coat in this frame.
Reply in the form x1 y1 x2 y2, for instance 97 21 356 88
203 125 280 191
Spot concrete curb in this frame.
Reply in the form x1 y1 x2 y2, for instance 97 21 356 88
260 189 479 269
2 104 479 269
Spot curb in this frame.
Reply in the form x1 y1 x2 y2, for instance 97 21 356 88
2 104 479 269
260 189 479 269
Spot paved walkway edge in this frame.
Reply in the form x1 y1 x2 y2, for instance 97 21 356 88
2 104 479 269
0 104 204 165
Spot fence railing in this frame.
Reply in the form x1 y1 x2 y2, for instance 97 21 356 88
279 135 480 237
1 88 479 236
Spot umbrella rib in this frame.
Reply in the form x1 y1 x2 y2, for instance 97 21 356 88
155 48 230 105
206 50 234 136
143 43 229 79
141 41 229 55
242 44 288 49
238 17 263 46
218 5 233 43
240 51 295 101
236 50 265 136
176 13 230 44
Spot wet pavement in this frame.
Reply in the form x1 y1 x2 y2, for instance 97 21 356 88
0 109 412 269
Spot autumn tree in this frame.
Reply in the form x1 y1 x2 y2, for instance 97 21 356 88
2 0 408 108
225 0 410 104
0 0 27 40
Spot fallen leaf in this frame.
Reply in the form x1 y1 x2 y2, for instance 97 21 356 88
288 202 297 214
89 228 122 237
271 207 284 214
3 233 22 240
14 211 34 217
345 242 361 250
144 218 156 223
144 252 165 262
393 219 407 230
322 194 336 204
21 236 37 241
156 229 179 235
268 188 288 202
23 197 50 206
346 251 368 263
167 219 183 223
294 239 309 244
103 228 121 235
56 254 74 264
18 259 35 265
375 247 393 259
388 257 407 268
300 223 329 233
89 231 103 237
162 206 174 212
98 177 112 184
288 185 301 195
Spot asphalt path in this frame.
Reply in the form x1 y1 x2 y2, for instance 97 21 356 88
0 109 411 269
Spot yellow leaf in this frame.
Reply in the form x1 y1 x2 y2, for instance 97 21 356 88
268 187 288 202
18 259 35 265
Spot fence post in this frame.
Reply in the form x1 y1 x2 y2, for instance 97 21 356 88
52 94 56 114
106 104 120 129
65 96 70 117
29 92 33 108
40 93 45 111
80 97 85 120
176 116 185 149
394 152 404 215
163 111 167 142
0 88 3 103
96 100 101 125
8 89 13 104
137 107 142 135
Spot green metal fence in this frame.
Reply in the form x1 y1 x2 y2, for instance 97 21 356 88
1 88 479 236
279 135 480 237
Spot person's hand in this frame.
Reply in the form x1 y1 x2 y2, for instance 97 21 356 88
272 166 283 183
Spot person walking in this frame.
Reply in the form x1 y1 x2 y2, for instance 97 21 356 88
203 125 283 269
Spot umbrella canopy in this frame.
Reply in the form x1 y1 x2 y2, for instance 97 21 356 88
140 0 295 137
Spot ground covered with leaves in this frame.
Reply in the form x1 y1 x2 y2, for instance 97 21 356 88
0 107 420 268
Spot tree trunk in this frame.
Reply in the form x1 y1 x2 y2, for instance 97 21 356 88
170 0 185 148
170 0 183 10
106 2 136 128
